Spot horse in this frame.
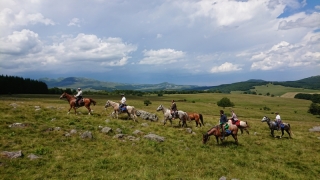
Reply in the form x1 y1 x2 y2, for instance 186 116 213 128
228 119 250 134
202 122 239 145
59 92 96 115
156 104 189 127
187 112 204 127
261 116 292 138
104 100 138 122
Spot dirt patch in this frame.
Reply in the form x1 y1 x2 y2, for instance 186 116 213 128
281 92 299 98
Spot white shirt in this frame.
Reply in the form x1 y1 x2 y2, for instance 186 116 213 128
75 90 83 97
121 96 126 104
275 114 281 121
231 112 238 121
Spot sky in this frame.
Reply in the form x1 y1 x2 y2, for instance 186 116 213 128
0 0 319 86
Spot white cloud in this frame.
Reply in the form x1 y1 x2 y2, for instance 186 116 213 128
0 29 42 55
278 12 320 30
68 18 81 27
250 32 320 71
156 34 162 38
139 49 185 65
210 62 242 73
0 8 55 27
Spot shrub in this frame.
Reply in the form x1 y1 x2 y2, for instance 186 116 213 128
217 97 234 108
308 103 320 115
144 100 152 106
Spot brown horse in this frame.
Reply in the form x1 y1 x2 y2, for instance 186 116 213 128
187 112 204 127
59 92 96 115
202 122 238 145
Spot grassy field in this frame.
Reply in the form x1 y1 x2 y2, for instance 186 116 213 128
1 93 320 180
232 83 320 97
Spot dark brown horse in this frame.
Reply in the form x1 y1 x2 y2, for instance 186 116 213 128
187 112 204 127
59 92 96 115
202 122 238 145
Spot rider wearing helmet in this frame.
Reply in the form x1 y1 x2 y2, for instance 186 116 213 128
74 88 83 106
119 94 126 112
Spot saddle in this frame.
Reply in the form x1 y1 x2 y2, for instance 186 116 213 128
231 119 240 126
75 99 84 106
171 111 178 118
119 105 127 112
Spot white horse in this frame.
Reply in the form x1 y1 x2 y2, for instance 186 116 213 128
156 104 189 127
105 100 137 122
228 119 250 134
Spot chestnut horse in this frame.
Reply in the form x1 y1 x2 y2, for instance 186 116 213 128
202 122 238 145
187 112 204 127
59 92 96 115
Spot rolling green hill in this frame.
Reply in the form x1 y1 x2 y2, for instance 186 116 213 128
39 75 320 92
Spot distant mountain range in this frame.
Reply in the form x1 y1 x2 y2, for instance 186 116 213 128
39 75 320 92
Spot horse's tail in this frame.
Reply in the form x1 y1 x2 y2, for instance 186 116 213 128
199 114 204 125
288 123 294 137
245 121 249 128
90 99 96 106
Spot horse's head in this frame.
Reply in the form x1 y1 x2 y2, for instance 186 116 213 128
202 133 209 144
156 105 163 111
105 100 111 108
59 92 67 99
261 116 269 122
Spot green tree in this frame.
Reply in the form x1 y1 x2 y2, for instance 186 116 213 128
144 100 152 106
308 103 320 116
217 97 234 108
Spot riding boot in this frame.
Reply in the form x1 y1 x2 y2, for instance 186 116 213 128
221 125 225 140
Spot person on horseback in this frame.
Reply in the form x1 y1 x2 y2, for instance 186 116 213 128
219 110 228 140
171 100 178 119
275 112 282 130
74 88 83 107
119 94 126 112
230 110 238 124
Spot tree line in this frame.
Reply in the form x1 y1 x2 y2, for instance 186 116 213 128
0 75 48 94
294 93 320 116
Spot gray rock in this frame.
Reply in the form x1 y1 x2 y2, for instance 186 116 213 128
116 128 122 133
113 134 125 139
9 123 27 128
133 130 144 135
136 110 158 121
144 133 165 142
186 128 193 133
70 129 77 134
81 131 93 139
101 127 112 134
28 154 40 160
1 150 23 159
309 126 320 132
141 123 149 127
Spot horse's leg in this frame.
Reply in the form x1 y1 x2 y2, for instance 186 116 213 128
67 105 73 115
232 133 238 144
285 129 291 138
240 128 244 134
244 128 249 134
85 105 91 115
280 129 284 138
216 136 219 144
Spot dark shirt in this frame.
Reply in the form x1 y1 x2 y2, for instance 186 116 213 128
220 114 228 124
171 103 177 111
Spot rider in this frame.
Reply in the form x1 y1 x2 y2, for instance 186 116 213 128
220 110 228 140
74 88 83 106
230 110 239 124
119 94 126 112
275 112 282 130
171 100 177 119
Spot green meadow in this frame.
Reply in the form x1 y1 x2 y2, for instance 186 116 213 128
0 93 320 180
232 83 320 97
